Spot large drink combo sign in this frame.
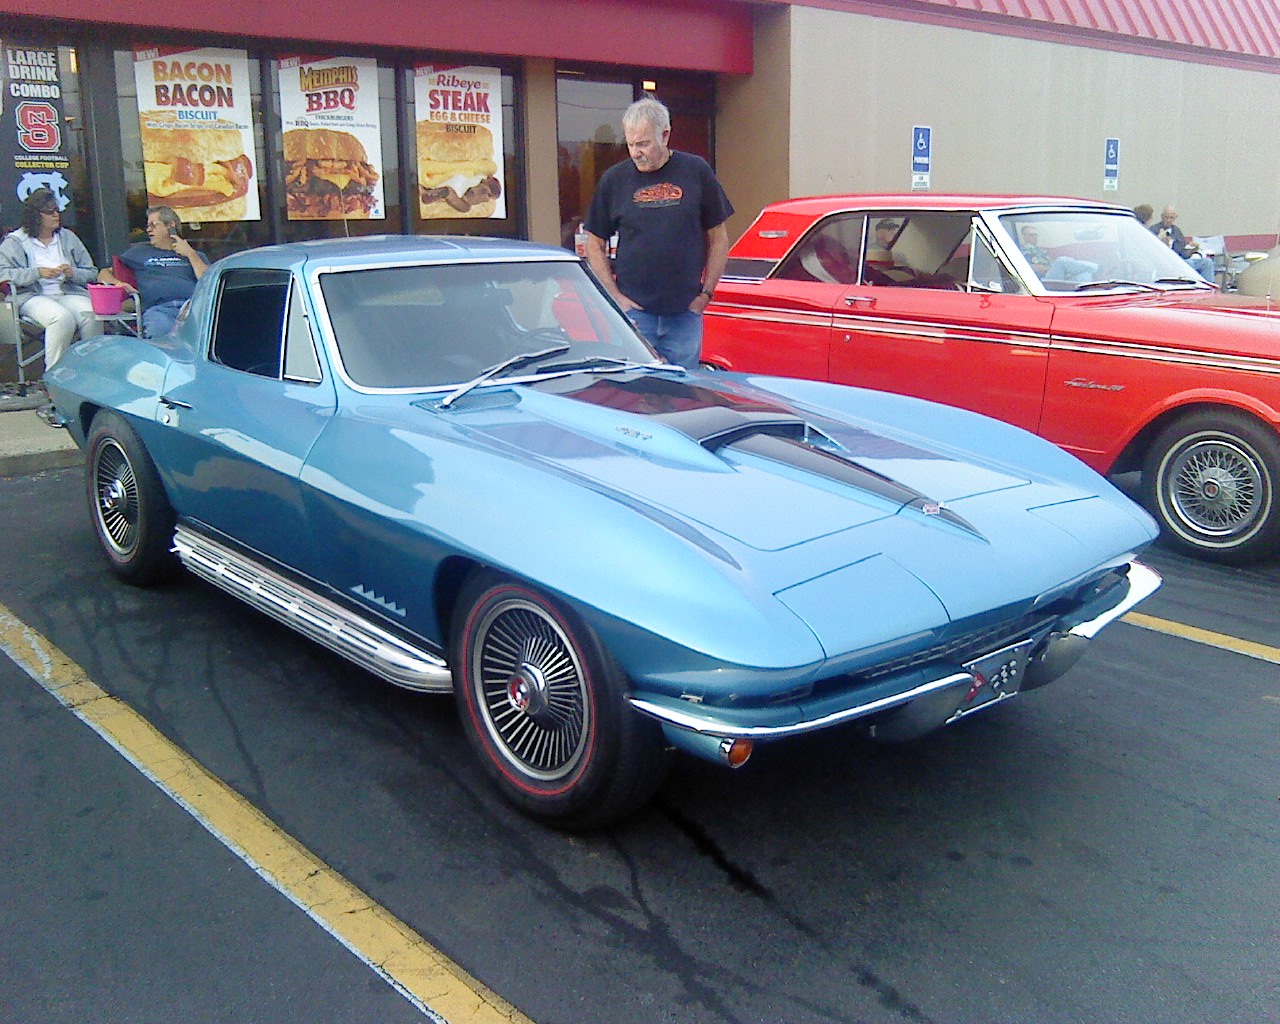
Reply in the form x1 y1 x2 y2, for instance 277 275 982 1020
277 54 384 220
0 41 74 224
413 64 505 220
133 46 260 222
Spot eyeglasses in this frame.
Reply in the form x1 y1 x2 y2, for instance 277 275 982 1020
39 207 59 215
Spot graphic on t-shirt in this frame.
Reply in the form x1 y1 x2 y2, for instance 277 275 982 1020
633 182 683 207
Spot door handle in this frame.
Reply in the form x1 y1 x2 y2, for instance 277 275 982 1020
159 395 192 410
843 294 874 306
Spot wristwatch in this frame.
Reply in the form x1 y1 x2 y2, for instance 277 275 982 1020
699 288 714 299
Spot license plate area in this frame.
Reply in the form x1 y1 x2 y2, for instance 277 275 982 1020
950 638 1035 721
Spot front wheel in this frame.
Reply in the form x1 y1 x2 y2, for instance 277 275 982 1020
1142 410 1280 563
85 411 179 585
451 571 668 830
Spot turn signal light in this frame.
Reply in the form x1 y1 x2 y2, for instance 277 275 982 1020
719 738 754 768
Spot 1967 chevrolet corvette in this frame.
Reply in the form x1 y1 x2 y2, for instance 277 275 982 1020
45 236 1159 828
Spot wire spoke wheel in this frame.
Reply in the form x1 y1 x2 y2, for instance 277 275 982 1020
1144 411 1280 563
1166 437 1261 537
92 438 141 558
472 597 590 781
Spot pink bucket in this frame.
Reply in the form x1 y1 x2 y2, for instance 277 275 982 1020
88 283 127 316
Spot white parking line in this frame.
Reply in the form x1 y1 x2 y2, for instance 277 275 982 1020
0 602 534 1024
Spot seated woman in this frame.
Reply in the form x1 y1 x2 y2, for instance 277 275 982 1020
0 187 103 367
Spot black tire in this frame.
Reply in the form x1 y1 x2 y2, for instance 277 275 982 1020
85 411 180 585
1142 410 1280 563
451 570 669 830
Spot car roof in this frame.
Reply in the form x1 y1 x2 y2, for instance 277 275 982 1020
762 193 1127 216
215 234 579 272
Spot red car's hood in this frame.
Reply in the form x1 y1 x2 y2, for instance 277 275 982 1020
1049 289 1280 361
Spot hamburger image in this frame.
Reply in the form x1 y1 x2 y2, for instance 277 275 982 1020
139 110 253 221
283 128 380 220
417 120 502 218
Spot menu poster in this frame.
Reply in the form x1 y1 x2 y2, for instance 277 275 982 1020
133 46 260 222
278 55 384 220
413 64 505 220
0 42 74 228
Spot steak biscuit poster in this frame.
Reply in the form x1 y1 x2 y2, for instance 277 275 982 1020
133 46 260 222
278 55 385 220
413 64 505 220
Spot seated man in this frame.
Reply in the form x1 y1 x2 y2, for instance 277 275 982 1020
1019 224 1095 284
865 218 900 267
1151 205 1215 284
98 205 208 338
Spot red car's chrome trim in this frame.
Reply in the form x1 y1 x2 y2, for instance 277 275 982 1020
1048 336 1280 375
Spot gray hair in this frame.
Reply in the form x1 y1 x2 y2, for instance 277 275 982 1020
622 97 671 137
147 205 182 231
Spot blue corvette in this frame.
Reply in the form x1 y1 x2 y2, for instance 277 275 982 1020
46 236 1160 828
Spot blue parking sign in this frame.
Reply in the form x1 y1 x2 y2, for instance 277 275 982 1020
912 125 932 190
1104 136 1119 191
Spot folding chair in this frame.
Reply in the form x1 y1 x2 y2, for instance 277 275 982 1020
0 281 46 396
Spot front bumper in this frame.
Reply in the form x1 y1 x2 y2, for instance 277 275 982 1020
630 559 1160 744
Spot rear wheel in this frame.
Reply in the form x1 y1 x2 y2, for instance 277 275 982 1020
1142 410 1280 563
85 411 179 585
451 571 668 829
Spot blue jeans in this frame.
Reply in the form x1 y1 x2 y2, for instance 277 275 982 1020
142 299 186 338
626 309 703 370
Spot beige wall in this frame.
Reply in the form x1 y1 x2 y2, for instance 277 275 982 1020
718 6 1280 239
716 6 792 243
522 57 562 247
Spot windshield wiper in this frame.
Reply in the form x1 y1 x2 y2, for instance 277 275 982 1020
439 343 570 408
535 355 678 375
1072 279 1162 292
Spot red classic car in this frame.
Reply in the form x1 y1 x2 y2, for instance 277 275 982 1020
703 194 1280 563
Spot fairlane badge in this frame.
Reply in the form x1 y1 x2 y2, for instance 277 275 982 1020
1065 378 1125 392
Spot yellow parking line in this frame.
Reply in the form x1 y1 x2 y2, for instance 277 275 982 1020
1123 611 1280 665
0 603 534 1024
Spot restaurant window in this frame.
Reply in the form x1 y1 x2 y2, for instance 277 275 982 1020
111 47 523 260
555 68 715 253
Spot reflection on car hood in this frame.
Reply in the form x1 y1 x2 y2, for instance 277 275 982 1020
442 372 1107 556
1054 290 1280 360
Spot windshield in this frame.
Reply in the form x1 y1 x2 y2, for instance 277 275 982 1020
998 210 1206 291
319 260 656 389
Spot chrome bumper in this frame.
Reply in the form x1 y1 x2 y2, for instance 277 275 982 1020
630 559 1161 741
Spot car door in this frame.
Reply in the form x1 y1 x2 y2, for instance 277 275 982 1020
827 213 1055 434
149 267 336 574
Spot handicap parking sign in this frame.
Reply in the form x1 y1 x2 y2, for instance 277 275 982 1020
912 125 931 190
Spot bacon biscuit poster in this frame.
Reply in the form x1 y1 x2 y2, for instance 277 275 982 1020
133 46 259 222
278 55 384 220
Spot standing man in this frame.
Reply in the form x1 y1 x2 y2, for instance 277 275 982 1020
584 97 734 369
98 206 208 338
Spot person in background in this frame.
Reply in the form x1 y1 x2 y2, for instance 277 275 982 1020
98 205 208 338
0 187 103 367
1133 203 1154 227
1018 224 1053 277
583 97 734 370
1152 205 1215 283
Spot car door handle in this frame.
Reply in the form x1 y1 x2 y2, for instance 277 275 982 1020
159 395 192 410
843 294 874 306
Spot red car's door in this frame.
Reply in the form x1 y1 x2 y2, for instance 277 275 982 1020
828 285 1055 433
703 279 844 381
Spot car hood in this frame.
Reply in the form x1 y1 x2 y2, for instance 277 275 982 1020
433 371 1146 570
1052 290 1280 360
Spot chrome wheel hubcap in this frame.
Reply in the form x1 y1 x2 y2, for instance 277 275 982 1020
474 598 589 781
1166 436 1264 541
93 440 139 557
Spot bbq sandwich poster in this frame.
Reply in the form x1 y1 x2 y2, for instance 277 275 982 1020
278 55 384 220
133 46 260 222
413 64 505 220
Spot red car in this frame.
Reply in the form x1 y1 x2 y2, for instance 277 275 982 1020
703 194 1280 563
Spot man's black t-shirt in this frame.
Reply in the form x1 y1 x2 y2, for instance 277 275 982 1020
585 151 733 315
117 242 204 306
